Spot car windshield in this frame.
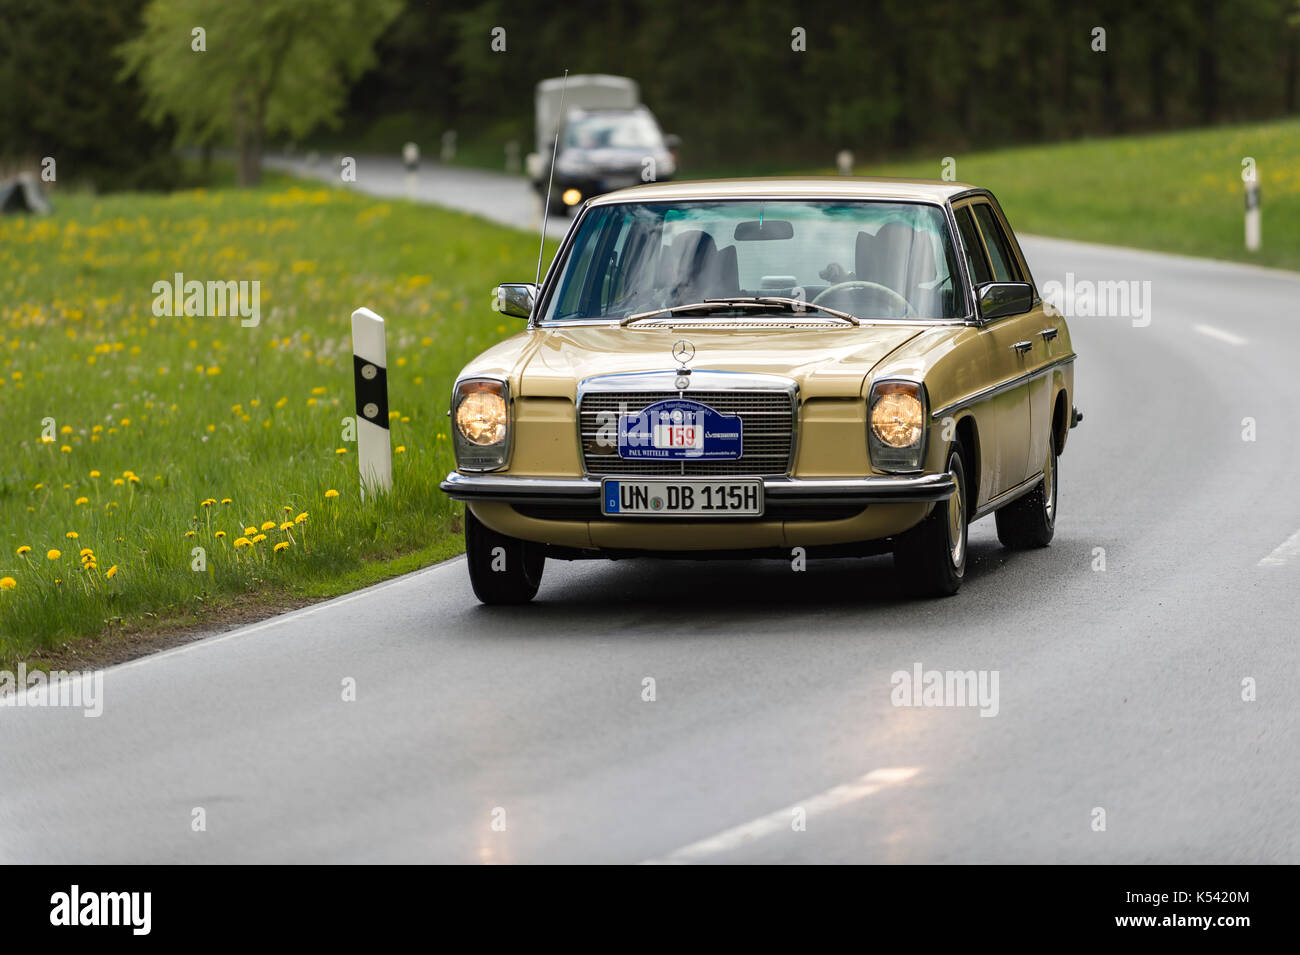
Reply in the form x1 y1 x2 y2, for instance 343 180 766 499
540 200 965 322
563 112 663 151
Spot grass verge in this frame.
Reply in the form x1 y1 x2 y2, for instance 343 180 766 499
0 175 551 665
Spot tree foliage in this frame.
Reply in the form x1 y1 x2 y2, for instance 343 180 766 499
0 0 178 191
345 0 1300 166
120 0 402 185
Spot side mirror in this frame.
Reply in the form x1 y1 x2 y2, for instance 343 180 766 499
977 282 1033 321
493 283 537 319
663 134 681 152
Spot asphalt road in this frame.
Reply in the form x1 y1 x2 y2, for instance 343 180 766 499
2 161 1298 863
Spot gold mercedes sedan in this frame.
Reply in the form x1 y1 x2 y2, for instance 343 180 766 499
440 177 1079 603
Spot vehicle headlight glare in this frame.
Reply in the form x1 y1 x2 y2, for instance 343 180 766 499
456 391 508 446
867 380 927 473
871 392 923 448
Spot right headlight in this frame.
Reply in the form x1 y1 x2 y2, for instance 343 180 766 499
867 379 927 472
451 377 511 471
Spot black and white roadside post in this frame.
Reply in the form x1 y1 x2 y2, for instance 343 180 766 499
402 141 419 199
1245 175 1261 253
351 307 392 499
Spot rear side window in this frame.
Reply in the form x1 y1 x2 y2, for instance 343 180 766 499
955 207 992 286
972 203 1022 283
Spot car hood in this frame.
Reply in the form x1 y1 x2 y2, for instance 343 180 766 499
513 323 928 399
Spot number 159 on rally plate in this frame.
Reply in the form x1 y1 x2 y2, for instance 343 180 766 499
601 478 763 517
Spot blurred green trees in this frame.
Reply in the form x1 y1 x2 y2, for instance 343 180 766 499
120 0 401 185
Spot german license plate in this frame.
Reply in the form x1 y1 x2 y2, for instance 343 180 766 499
601 478 763 517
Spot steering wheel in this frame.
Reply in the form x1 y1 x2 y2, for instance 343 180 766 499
813 280 915 318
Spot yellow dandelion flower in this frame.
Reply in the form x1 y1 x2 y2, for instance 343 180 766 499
120 418 130 426
221 498 232 505
279 521 293 531
324 489 339 499
128 475 140 484
395 445 406 453
273 541 290 553
75 496 88 506
295 512 308 524
215 531 226 539
79 548 93 557
184 531 196 538
34 483 44 490
252 534 267 543
283 505 293 513
275 396 288 408
105 565 117 579
90 470 100 478
47 549 61 560
201 498 216 507
65 531 78 540
0 576 16 590
234 537 252 548
244 526 257 536
16 545 31 556
260 520 276 531
335 447 347 455
60 445 71 453
113 478 124 486
311 386 327 395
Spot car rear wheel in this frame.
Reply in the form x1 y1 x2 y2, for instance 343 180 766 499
893 442 968 597
995 440 1057 549
465 507 545 604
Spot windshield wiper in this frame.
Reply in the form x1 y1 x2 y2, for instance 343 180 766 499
621 297 860 326
719 296 862 326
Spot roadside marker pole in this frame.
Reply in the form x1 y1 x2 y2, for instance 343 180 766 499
402 141 419 200
1245 178 1261 252
351 307 392 498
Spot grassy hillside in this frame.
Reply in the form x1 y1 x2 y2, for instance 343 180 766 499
807 118 1300 271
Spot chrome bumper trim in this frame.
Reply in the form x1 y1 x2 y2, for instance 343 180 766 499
440 471 955 506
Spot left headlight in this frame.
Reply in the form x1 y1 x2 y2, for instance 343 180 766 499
451 377 510 470
867 379 927 472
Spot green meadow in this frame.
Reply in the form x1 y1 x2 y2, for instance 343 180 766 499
0 176 552 663
812 118 1300 271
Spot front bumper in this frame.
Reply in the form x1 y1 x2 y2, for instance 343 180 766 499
439 471 956 507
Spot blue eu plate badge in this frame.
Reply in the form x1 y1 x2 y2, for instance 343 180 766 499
617 399 743 460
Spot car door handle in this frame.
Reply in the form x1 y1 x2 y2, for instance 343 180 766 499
1012 340 1033 355
1040 327 1059 342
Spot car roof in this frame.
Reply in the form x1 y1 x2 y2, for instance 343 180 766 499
587 176 980 205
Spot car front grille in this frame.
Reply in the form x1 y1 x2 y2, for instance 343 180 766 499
578 389 796 476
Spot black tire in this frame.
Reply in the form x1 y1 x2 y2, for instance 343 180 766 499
893 442 968 597
465 507 545 605
995 440 1057 549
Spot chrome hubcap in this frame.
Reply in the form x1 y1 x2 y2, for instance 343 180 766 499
947 466 965 567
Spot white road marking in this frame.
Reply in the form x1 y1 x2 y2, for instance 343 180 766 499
1259 527 1300 567
1193 323 1248 346
642 766 920 864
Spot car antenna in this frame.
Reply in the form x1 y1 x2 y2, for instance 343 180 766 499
535 69 570 289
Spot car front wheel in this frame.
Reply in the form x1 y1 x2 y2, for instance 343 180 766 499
995 440 1057 549
465 507 545 604
893 442 968 597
